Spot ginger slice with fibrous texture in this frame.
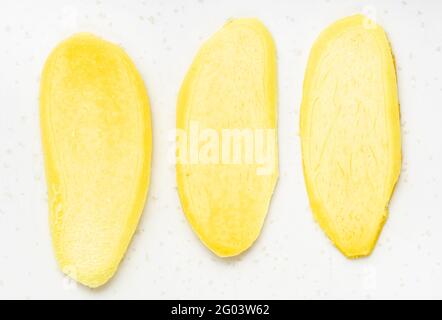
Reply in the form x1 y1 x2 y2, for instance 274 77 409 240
177 19 278 257
300 15 401 258
40 34 152 287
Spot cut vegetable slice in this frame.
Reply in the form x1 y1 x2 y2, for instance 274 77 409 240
177 19 278 257
300 15 401 258
40 34 152 287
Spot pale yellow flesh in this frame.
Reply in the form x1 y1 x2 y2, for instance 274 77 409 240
177 19 278 257
300 15 401 258
40 34 152 287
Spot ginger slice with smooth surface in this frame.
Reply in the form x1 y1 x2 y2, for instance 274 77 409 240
177 19 278 257
40 34 152 287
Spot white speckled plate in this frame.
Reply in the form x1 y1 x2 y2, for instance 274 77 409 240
0 0 441 299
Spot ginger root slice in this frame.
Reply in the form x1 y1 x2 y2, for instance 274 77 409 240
300 15 401 258
177 19 278 257
40 34 152 287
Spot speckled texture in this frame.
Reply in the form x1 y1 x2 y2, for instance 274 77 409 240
1 0 442 299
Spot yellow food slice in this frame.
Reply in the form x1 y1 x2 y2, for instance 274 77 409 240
300 15 401 258
40 34 152 287
177 19 278 257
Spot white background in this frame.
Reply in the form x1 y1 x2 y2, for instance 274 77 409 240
0 0 441 300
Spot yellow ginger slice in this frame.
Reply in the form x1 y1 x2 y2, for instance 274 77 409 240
40 34 152 287
300 15 401 258
177 19 278 257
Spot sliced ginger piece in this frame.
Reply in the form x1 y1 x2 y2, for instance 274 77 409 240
40 34 152 287
300 15 401 258
177 19 278 257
